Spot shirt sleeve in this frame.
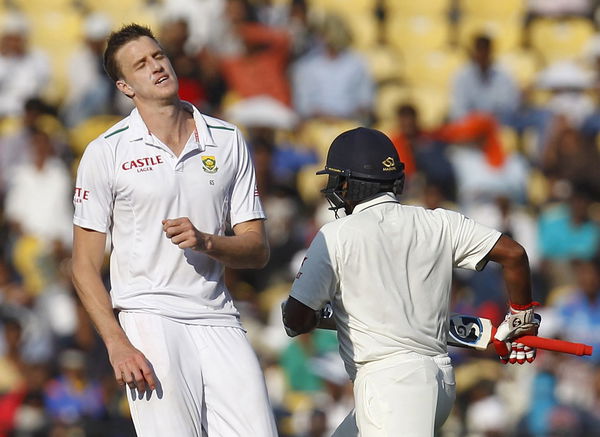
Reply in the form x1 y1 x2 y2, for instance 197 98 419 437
444 209 502 271
229 128 266 227
73 138 115 233
289 230 337 311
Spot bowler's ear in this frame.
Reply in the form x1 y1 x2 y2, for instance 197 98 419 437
116 79 134 98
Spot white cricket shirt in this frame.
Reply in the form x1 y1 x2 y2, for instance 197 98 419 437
73 102 265 326
290 192 501 379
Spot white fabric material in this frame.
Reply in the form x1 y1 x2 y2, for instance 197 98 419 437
224 96 299 129
332 353 455 437
73 103 265 325
119 312 277 437
290 193 501 380
4 158 73 245
0 50 50 117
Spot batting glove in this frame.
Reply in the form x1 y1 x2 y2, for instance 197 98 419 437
494 302 541 364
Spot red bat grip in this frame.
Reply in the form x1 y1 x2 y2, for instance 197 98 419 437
492 336 593 356
516 336 593 356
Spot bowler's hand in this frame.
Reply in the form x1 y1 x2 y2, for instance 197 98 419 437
162 217 211 251
108 338 156 393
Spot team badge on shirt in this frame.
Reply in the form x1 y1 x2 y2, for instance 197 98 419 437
201 156 218 173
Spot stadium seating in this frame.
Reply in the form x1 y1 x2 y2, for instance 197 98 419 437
359 44 404 84
384 0 451 17
385 14 451 55
497 49 543 88
529 18 596 63
457 16 523 53
460 0 526 19
401 48 465 91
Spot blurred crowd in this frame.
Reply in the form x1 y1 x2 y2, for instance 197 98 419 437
1 0 600 436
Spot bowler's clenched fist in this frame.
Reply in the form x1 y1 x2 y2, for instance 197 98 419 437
162 217 211 251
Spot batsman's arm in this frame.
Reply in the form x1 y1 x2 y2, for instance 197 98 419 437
484 234 532 306
282 297 319 336
282 298 337 336
72 225 156 392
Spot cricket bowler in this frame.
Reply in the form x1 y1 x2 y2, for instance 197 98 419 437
71 24 277 436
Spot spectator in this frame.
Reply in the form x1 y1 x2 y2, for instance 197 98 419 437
552 258 600 363
0 316 26 394
538 183 600 264
62 13 120 128
535 61 595 129
450 34 519 123
44 349 104 426
390 103 456 200
300 409 328 437
0 98 57 196
291 14 374 122
542 117 600 197
0 13 50 119
279 330 339 393
219 1 292 106
159 16 207 108
469 195 540 270
3 127 73 250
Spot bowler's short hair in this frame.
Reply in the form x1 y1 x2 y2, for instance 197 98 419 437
103 23 157 82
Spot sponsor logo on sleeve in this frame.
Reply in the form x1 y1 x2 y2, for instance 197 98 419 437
74 187 90 203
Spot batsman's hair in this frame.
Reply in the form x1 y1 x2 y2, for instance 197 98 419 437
103 23 157 82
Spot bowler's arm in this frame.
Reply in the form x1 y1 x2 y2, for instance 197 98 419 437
162 218 269 269
72 225 156 391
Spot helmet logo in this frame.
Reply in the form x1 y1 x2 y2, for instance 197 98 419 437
382 157 397 171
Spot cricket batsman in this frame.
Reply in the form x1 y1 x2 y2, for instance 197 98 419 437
282 127 540 436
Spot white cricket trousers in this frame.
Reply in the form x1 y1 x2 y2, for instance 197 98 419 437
118 312 278 437
332 352 456 437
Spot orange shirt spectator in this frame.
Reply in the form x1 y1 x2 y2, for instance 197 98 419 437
220 23 291 105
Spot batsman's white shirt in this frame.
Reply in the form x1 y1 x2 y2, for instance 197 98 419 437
73 102 265 325
290 192 501 379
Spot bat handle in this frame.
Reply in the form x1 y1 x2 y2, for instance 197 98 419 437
492 336 593 356
517 336 593 356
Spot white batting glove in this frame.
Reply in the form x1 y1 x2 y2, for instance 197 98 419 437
494 303 541 364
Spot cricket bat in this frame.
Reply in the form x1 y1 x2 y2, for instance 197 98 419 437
448 314 593 356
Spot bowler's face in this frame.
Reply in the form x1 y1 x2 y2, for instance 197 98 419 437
115 36 178 102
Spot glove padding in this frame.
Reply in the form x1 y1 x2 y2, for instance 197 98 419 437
494 304 541 364
496 341 537 364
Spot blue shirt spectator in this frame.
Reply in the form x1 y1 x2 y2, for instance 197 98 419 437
553 258 600 363
538 201 600 261
291 15 374 121
450 34 519 122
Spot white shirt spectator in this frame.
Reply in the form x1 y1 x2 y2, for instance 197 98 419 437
4 157 73 246
0 13 50 117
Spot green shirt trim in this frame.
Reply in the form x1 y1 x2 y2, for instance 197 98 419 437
207 124 234 132
104 126 130 138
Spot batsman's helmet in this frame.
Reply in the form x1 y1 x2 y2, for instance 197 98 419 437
317 127 405 213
